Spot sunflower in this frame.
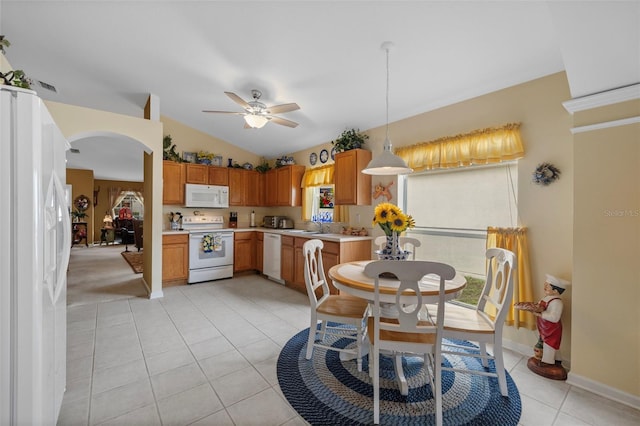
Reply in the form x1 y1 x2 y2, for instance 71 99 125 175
390 214 409 232
372 203 415 236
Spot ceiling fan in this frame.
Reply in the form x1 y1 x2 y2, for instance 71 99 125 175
203 89 300 129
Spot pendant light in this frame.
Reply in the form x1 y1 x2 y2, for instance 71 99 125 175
362 41 413 175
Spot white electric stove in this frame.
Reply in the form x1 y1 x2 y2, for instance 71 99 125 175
181 215 234 283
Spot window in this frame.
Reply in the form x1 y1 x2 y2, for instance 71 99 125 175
310 186 334 223
112 191 144 220
401 162 518 279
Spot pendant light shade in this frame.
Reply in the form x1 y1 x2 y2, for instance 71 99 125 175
362 41 412 176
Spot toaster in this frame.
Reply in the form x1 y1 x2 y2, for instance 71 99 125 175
263 215 282 229
279 218 294 229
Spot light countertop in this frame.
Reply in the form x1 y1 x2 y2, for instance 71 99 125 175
163 227 372 242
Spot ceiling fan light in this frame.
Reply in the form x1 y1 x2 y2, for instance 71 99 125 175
244 114 269 128
362 138 413 175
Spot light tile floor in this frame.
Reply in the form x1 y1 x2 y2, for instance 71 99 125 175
58 247 640 425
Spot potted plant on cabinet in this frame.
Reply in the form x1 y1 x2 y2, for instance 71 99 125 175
331 128 369 153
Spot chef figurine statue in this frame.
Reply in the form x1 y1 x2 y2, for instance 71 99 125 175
516 274 570 380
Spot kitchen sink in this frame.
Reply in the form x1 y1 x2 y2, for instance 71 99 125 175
286 229 317 233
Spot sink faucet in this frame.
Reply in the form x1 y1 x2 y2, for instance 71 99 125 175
314 221 323 233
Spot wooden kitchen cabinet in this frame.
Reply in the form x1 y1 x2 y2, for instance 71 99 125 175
334 149 372 205
229 169 261 206
245 170 260 206
276 165 305 206
257 173 267 207
228 168 245 206
265 169 277 206
285 236 371 295
281 235 295 283
185 163 209 184
163 161 185 205
293 238 307 292
256 232 263 272
208 166 229 186
162 233 188 286
234 231 256 272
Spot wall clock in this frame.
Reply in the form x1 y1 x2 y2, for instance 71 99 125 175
309 152 317 166
320 149 329 163
330 146 336 161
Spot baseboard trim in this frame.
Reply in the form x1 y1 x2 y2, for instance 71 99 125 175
149 289 164 299
141 278 164 299
567 372 640 411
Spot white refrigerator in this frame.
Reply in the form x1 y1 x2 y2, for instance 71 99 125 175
0 85 71 425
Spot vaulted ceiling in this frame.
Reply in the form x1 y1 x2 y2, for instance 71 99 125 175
2 1 638 181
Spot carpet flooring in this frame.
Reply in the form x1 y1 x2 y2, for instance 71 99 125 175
278 326 521 425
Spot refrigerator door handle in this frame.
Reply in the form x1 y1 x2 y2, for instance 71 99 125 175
44 171 71 304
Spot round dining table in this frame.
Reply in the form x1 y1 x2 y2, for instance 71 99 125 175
328 260 467 395
328 260 467 304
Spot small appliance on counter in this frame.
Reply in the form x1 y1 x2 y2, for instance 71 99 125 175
279 218 294 229
263 215 283 229
229 211 238 228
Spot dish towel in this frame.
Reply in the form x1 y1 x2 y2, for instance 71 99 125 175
202 234 214 253
213 234 222 252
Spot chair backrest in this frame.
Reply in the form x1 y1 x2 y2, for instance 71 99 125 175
303 239 330 309
476 247 517 326
374 236 422 260
364 260 455 337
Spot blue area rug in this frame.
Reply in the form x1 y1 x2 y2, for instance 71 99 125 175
277 326 521 425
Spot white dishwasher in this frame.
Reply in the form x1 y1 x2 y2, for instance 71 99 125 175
263 232 284 284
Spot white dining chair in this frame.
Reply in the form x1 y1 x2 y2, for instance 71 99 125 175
374 236 422 260
364 260 455 426
438 247 517 396
303 239 369 371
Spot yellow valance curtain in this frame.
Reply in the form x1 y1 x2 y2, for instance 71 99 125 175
486 226 535 330
301 165 348 222
395 123 525 172
301 164 334 188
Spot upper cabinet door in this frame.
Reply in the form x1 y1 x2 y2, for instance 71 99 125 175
334 149 372 205
185 163 208 184
276 165 305 206
208 166 229 186
228 168 245 206
163 161 185 205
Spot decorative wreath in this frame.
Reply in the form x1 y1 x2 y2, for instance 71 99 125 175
532 162 561 186
74 194 90 211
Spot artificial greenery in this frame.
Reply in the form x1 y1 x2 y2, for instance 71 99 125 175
0 36 31 89
0 35 9 54
331 128 369 153
163 135 182 162
255 160 272 173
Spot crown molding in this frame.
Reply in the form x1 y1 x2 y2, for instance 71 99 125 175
571 116 640 134
563 84 640 114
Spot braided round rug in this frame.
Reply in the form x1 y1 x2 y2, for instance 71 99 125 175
277 326 521 425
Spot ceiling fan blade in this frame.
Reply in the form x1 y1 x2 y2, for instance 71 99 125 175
202 110 246 115
269 116 299 128
225 92 252 110
265 103 300 114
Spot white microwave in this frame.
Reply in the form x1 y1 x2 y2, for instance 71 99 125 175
184 184 229 208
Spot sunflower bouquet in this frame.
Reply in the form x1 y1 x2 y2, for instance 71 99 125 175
372 202 415 237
